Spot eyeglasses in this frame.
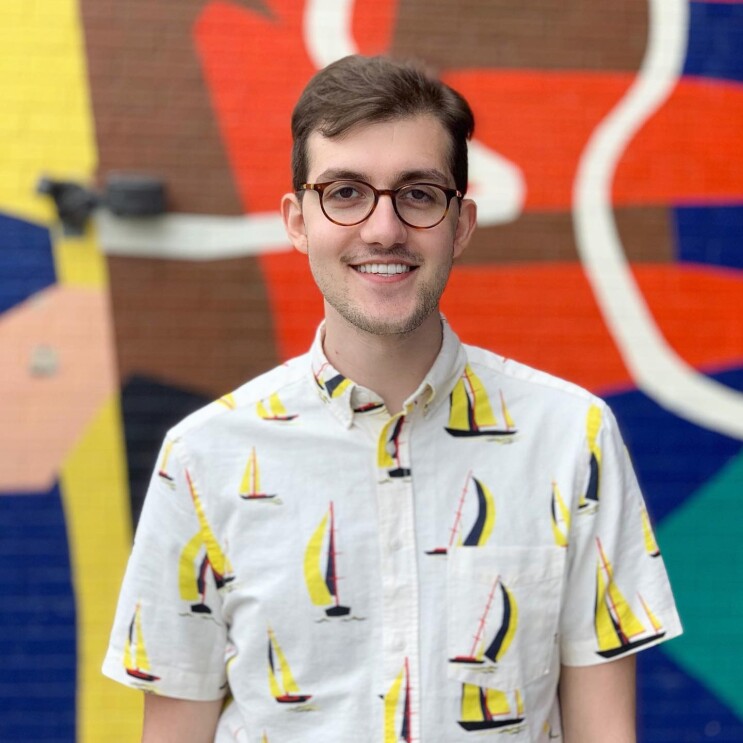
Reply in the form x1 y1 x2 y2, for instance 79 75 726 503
299 180 463 229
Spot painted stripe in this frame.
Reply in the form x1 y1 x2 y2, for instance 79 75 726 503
573 0 743 440
304 0 356 67
97 211 291 259
60 396 142 741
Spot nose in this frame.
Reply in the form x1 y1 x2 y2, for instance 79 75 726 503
358 193 407 248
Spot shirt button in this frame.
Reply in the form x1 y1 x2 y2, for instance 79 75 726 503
389 538 403 551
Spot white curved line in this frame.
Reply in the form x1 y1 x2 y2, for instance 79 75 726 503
304 0 356 68
573 0 743 440
468 139 525 226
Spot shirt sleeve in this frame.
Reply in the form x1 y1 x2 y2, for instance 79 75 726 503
558 401 683 666
102 435 229 699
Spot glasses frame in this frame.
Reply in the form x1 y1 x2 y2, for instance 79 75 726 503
299 180 463 229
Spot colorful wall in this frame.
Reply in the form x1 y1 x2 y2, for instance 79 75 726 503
1 1 741 740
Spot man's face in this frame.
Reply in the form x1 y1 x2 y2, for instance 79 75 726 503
283 114 476 337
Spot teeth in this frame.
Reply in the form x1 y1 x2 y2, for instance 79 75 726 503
355 263 411 275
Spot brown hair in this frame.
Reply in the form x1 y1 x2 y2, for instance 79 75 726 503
290 55 475 193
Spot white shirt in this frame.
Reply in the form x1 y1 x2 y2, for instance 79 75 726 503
103 319 682 742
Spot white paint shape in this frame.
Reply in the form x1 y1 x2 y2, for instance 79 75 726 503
97 211 290 260
573 0 743 440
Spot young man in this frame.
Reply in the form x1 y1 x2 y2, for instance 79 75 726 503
104 55 681 742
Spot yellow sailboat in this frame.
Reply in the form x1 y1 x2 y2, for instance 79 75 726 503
641 506 661 557
314 364 352 400
304 502 351 617
427 470 495 554
595 538 665 658
157 439 175 485
239 447 276 500
183 471 235 613
267 628 312 704
256 392 297 421
550 481 571 548
377 414 411 479
383 659 412 743
123 602 160 682
217 392 237 410
445 365 517 438
449 577 517 666
458 683 524 731
578 405 602 512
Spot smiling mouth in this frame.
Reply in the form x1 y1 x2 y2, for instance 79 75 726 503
353 263 414 275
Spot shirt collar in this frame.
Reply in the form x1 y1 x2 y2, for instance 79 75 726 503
309 317 466 427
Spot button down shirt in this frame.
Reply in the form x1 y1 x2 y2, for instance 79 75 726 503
103 319 681 742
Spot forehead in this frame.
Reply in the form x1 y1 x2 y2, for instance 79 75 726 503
306 115 454 184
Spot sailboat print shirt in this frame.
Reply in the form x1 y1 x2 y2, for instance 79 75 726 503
103 318 682 742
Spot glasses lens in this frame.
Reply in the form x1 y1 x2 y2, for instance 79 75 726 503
321 181 375 225
395 184 448 228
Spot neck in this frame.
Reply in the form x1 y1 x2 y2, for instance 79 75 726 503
321 308 443 414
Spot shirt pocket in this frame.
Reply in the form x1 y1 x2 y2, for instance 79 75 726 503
446 545 565 691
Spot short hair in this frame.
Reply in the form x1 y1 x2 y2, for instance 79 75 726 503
290 55 475 194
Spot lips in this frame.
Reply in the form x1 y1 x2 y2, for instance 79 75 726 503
353 263 413 275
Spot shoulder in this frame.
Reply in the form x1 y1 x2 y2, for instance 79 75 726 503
460 343 621 439
166 352 312 443
463 344 603 406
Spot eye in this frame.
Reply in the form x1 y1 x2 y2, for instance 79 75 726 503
324 181 368 202
398 184 441 207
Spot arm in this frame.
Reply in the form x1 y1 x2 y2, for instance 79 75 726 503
558 654 637 743
142 695 223 743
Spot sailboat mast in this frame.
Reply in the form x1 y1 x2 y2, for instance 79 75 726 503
448 470 472 547
329 501 340 606
468 576 500 658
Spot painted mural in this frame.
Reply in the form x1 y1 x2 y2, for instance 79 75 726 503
0 0 741 741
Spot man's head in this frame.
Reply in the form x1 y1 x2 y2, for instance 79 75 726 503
290 55 475 194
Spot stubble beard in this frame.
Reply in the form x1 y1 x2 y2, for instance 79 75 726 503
309 248 454 337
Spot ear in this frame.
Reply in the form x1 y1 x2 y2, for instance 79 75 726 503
452 197 477 259
281 192 308 254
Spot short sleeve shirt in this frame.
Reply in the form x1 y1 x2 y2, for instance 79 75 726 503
103 319 682 742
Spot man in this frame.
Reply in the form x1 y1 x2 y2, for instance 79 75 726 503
104 55 681 742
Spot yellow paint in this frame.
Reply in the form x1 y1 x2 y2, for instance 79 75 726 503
0 0 105 289
60 395 141 742
0 1 97 223
54 228 108 288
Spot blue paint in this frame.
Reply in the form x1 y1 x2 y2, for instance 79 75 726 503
603 367 743 524
684 2 743 84
0 483 76 742
674 205 743 270
638 648 743 742
0 213 56 314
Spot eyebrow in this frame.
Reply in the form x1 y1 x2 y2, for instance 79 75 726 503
312 168 452 187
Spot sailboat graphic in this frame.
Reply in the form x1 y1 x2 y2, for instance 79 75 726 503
595 538 666 658
157 439 175 486
257 392 298 421
640 507 661 558
314 364 352 401
383 658 412 743
378 415 411 479
449 577 517 666
445 366 517 438
239 447 276 500
550 481 571 548
183 471 235 613
304 502 351 617
124 603 160 682
578 405 602 513
267 628 312 704
427 471 495 555
457 684 525 731
217 392 237 410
